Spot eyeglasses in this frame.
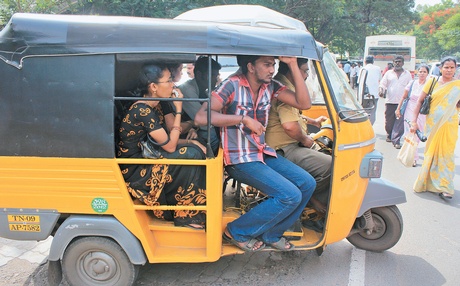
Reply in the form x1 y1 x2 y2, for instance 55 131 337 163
155 79 174 84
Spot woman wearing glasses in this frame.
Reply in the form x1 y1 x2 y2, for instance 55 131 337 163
117 64 207 229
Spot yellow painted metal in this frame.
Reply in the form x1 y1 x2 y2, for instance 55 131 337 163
0 152 224 263
309 62 375 246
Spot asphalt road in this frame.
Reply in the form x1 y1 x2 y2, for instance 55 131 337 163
1 99 459 286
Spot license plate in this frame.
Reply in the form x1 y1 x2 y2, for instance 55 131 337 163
9 224 41 232
7 215 40 223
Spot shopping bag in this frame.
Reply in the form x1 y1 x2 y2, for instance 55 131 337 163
397 133 417 167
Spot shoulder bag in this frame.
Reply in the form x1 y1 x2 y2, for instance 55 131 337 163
140 135 167 159
400 81 414 116
419 76 439 115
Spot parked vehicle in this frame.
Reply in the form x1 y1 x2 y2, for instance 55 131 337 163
0 6 406 286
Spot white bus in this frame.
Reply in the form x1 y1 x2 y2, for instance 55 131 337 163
364 35 416 73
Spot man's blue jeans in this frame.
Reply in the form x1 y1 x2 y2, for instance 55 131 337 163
225 155 316 244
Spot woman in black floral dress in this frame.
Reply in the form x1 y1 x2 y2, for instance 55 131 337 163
117 64 207 229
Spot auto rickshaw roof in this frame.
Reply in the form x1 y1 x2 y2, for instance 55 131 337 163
175 5 307 30
0 11 320 68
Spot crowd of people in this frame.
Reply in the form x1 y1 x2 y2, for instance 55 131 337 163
338 55 460 201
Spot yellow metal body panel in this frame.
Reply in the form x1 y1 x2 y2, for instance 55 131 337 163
0 152 224 263
309 63 375 246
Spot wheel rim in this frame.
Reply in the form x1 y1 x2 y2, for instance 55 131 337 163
78 251 119 282
359 213 386 240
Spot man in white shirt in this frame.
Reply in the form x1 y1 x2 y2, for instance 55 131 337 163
358 56 381 125
350 63 358 89
343 61 351 81
379 55 412 149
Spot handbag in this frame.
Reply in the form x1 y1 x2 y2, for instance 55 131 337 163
397 133 417 167
399 81 414 116
419 76 439 115
140 135 165 159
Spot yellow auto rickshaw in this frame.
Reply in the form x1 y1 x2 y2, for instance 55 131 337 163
0 6 405 286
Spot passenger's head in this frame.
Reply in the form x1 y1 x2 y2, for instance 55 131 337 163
186 63 195 78
237 55 262 74
139 64 174 98
168 63 183 83
237 55 276 84
365 56 374 64
194 56 222 90
440 56 457 78
278 58 309 80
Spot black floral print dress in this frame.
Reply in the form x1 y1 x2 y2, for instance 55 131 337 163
117 102 206 227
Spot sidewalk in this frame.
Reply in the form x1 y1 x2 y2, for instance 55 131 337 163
0 237 52 285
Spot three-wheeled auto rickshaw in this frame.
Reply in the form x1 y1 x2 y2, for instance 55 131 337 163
0 6 406 286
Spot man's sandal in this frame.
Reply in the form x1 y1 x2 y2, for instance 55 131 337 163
223 229 265 252
267 237 295 251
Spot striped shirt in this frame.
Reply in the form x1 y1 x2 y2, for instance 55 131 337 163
213 73 286 166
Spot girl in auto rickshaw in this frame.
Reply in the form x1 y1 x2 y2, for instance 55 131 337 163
117 64 207 229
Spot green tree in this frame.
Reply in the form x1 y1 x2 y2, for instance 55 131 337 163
283 0 418 58
435 12 460 58
413 2 459 60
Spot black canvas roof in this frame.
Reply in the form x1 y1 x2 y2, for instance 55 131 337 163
0 12 320 68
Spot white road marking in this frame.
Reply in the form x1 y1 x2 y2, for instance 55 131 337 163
348 246 366 286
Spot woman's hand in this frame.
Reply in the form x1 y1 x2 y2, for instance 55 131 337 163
172 88 183 111
409 122 418 133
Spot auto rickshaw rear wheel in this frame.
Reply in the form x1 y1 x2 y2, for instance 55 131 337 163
62 236 139 286
346 205 403 252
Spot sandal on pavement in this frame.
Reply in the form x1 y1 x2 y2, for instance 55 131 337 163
223 229 265 252
267 237 295 251
439 192 453 200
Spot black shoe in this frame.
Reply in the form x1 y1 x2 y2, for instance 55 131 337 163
386 137 392 142
394 144 401 149
302 219 324 233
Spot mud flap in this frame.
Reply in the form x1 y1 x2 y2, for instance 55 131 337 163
315 246 325 256
47 260 62 286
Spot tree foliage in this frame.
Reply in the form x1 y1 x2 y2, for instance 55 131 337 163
413 1 460 60
0 0 458 60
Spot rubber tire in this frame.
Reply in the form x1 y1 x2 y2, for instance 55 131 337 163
62 237 139 286
347 206 403 252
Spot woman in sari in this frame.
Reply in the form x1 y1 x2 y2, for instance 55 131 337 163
410 56 460 200
396 64 429 167
117 64 207 229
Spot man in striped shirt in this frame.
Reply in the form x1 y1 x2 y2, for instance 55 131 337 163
195 55 316 252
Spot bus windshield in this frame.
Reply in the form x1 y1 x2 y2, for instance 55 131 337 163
364 35 416 72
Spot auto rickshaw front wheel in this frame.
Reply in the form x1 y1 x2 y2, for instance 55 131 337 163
347 205 403 252
62 236 139 286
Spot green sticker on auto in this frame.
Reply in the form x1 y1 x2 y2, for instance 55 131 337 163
91 198 108 213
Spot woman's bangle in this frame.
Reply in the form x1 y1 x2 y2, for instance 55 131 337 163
176 111 182 115
239 114 245 125
171 126 182 133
